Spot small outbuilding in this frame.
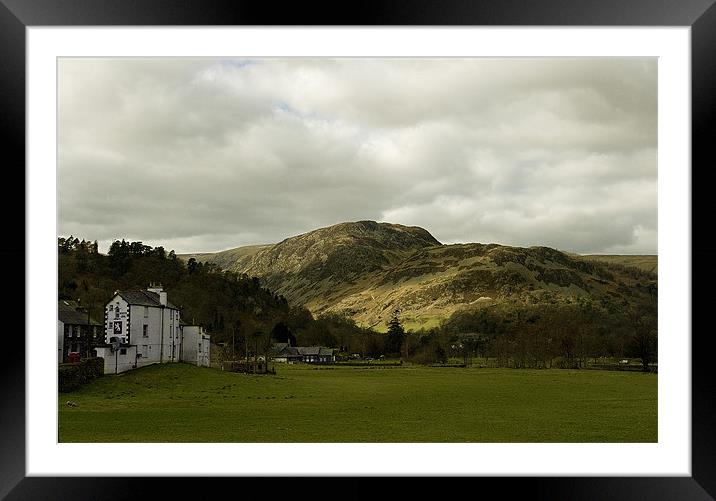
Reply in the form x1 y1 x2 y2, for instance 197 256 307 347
182 324 211 367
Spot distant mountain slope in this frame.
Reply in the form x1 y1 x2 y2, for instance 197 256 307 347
179 244 269 271
581 255 658 274
181 221 657 331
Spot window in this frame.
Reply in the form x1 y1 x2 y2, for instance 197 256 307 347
114 305 120 318
120 348 127 355
144 306 149 318
142 324 149 338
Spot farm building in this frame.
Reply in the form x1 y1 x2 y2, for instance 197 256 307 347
298 346 336 363
57 300 103 363
271 343 303 363
272 343 336 364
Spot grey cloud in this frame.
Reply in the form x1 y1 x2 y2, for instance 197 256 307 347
59 57 657 254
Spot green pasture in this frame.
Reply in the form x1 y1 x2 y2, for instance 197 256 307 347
58 362 657 442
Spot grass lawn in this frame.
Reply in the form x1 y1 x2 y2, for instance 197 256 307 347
58 362 657 442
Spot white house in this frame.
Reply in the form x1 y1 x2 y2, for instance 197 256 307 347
97 285 183 373
182 325 211 367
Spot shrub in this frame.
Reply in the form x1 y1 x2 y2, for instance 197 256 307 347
59 357 104 392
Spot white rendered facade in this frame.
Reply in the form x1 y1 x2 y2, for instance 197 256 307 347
182 325 211 367
103 287 182 368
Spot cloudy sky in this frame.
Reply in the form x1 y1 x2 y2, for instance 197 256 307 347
58 58 657 255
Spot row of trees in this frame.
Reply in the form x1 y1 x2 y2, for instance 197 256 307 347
58 236 98 255
393 298 657 370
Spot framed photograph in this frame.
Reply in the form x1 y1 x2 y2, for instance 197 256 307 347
6 0 713 498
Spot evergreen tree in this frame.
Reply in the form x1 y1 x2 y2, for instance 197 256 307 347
385 315 405 355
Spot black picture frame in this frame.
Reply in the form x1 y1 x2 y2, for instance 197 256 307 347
4 0 713 498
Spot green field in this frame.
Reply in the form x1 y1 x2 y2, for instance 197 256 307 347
58 363 657 442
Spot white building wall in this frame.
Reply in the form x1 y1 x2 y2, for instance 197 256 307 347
57 320 64 364
181 326 210 367
105 294 129 343
181 326 199 364
129 304 182 365
95 346 138 374
200 335 211 367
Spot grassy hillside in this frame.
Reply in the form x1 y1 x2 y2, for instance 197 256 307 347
59 362 657 442
181 222 657 332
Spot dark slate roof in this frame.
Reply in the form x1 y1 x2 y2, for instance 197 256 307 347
297 346 335 356
58 300 102 326
114 290 179 309
272 344 301 357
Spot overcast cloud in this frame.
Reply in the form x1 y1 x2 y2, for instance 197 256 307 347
58 58 657 254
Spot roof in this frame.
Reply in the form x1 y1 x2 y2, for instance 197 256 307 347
297 346 335 356
272 344 301 357
271 344 335 357
58 300 102 326
112 290 179 309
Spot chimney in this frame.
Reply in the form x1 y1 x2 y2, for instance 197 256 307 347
147 284 167 306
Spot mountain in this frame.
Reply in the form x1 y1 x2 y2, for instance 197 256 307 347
183 221 657 331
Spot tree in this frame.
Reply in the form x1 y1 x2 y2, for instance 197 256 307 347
270 321 296 346
454 333 484 366
187 258 198 274
385 316 405 356
434 344 448 364
628 312 657 371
